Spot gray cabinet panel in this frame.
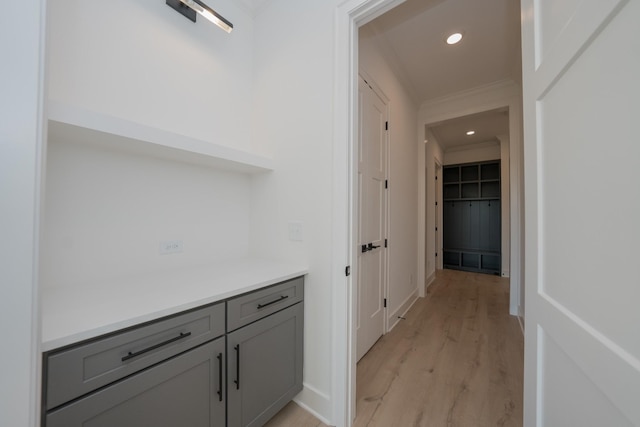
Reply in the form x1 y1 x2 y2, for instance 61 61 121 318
443 202 461 249
227 303 303 427
463 201 480 250
46 302 225 410
46 337 226 427
479 200 500 252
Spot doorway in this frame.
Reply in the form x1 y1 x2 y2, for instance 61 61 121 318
332 1 525 425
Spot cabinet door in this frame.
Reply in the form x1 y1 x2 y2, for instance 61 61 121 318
459 201 480 250
479 200 500 253
227 303 303 427
46 338 226 427
443 201 461 250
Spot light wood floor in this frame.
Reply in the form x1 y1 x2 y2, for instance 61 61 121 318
266 269 524 427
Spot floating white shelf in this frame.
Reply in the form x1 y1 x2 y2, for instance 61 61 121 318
47 101 274 173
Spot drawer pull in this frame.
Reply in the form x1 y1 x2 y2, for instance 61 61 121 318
121 332 191 362
257 295 288 309
234 344 240 390
217 353 223 402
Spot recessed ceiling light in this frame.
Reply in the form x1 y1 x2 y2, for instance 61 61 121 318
466 130 475 136
446 32 463 45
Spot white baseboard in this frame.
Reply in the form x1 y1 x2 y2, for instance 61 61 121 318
387 289 419 332
517 305 524 334
294 383 333 426
425 271 436 290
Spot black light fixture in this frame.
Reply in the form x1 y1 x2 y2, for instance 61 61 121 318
166 0 233 33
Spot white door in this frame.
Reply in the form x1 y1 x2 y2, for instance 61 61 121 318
522 1 640 425
356 76 387 362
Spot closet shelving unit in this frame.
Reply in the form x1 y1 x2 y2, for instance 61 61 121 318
442 161 501 275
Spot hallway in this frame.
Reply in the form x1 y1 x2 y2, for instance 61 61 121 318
354 269 523 426
268 269 523 426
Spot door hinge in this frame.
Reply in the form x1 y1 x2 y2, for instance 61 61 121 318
384 298 387 308
345 265 351 276
385 180 388 189
435 252 438 257
384 239 388 248
435 201 438 206
435 227 438 231
385 121 388 131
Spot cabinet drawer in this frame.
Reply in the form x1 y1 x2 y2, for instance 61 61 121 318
46 338 226 427
227 276 303 331
45 302 224 410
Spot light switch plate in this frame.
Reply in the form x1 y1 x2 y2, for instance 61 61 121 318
288 221 303 241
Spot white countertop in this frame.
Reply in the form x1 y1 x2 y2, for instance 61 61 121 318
41 258 308 352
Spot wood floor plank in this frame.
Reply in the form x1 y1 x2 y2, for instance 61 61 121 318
267 269 523 427
354 269 523 427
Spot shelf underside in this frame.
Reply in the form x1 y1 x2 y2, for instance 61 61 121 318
48 102 274 174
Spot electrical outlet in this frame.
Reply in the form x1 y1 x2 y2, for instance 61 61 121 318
159 240 183 255
288 221 303 241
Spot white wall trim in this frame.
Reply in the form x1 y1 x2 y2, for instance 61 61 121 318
294 383 333 426
387 289 419 331
333 1 407 425
419 80 519 114
499 134 511 279
425 271 436 290
445 139 500 153
0 0 47 426
417 130 427 298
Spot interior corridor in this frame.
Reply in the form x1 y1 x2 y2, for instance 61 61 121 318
267 269 523 426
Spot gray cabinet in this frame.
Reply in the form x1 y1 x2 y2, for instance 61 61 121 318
443 161 501 274
42 277 304 427
226 277 304 427
45 303 225 411
46 337 226 427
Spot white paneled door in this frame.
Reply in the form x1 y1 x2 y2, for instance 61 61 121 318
522 0 640 425
356 76 388 362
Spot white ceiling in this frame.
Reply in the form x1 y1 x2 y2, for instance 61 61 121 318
429 108 509 150
363 0 521 150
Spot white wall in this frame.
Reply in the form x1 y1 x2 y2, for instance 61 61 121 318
0 0 45 425
43 2 260 283
424 129 444 284
443 141 500 165
47 0 255 151
41 139 252 288
359 26 419 330
250 0 337 419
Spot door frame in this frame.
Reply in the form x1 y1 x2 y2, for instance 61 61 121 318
332 1 404 425
418 86 523 315
434 160 443 270
332 1 524 425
